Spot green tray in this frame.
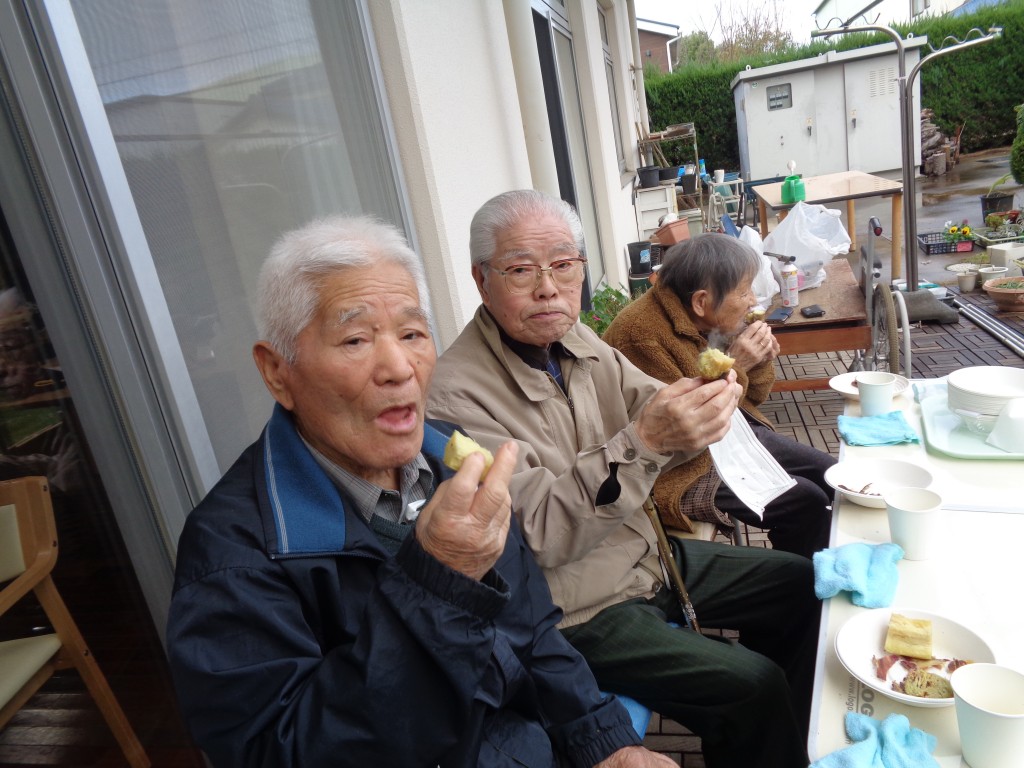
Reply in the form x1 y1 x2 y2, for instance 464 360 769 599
919 395 1024 460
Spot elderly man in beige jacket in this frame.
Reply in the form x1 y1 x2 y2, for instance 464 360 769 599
427 190 821 768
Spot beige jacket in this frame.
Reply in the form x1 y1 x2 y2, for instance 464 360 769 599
427 307 692 628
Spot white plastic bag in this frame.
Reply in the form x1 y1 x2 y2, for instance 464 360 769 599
738 225 780 306
762 202 851 290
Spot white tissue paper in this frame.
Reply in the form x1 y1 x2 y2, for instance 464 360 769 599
985 398 1024 454
709 411 796 518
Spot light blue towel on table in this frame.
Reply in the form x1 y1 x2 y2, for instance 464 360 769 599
813 542 903 607
837 412 920 446
810 713 940 768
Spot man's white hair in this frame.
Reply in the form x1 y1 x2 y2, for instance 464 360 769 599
257 215 430 362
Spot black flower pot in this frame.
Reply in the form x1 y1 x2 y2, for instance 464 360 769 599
981 192 1015 219
659 165 681 181
626 241 652 274
637 167 661 189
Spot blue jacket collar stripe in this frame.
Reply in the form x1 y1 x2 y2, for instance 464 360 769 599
264 404 346 555
263 405 455 556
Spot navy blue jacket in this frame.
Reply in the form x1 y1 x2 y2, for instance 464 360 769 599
167 405 640 767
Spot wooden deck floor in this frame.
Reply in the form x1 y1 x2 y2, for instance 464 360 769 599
1 298 1021 768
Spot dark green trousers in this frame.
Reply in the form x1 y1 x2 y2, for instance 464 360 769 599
560 538 819 768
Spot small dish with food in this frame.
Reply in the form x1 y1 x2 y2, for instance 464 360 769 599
835 608 996 708
823 458 933 509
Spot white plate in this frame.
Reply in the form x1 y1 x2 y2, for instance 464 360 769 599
828 372 910 400
823 458 933 509
835 608 997 709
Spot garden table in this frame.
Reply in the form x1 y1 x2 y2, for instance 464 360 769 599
753 171 904 278
809 385 1024 766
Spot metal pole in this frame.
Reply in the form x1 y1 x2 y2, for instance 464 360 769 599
903 29 1003 292
812 24 909 284
811 23 1002 292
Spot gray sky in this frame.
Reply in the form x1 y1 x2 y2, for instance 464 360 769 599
633 0 822 44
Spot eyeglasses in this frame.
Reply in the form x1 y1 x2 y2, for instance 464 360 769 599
487 257 588 294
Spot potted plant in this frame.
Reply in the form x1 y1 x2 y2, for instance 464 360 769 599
980 173 1016 219
973 214 1024 247
981 275 1024 312
580 284 632 336
1010 101 1024 189
916 220 976 254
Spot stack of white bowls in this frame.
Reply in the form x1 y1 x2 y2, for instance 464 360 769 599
947 366 1024 435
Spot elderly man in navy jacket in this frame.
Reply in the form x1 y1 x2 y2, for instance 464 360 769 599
166 215 673 768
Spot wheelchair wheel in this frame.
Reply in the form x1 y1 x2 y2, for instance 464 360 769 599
870 283 899 372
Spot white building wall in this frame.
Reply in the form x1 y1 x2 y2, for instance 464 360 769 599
563 0 643 289
368 1 531 346
369 0 644 348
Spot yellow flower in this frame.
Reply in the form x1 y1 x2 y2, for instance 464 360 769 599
961 226 972 236
948 225 959 235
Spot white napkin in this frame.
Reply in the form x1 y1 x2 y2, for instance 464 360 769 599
709 411 796 518
985 398 1024 453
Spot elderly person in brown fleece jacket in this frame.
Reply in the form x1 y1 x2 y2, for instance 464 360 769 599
604 233 834 558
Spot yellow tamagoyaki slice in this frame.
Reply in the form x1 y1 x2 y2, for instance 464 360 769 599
884 613 933 660
443 430 494 478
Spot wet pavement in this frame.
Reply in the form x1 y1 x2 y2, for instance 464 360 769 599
760 148 1022 287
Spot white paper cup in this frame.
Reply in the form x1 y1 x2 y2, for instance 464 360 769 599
714 169 725 183
885 487 943 560
951 663 1024 768
856 371 896 417
958 271 978 291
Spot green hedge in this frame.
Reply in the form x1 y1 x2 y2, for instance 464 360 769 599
645 1 1024 168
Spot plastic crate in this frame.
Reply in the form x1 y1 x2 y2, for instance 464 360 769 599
971 228 1024 248
917 232 975 255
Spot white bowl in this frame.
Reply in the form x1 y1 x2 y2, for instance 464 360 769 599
978 266 1009 280
948 366 1024 417
824 458 933 508
835 608 997 709
829 372 910 400
948 366 1024 399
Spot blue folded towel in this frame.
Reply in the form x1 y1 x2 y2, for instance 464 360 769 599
813 542 903 608
837 412 920 446
810 713 940 768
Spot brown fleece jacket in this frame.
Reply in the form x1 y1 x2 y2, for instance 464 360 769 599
603 282 776 519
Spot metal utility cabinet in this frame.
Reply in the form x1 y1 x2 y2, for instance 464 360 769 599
731 39 926 181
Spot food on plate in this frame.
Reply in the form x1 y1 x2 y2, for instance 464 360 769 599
697 348 735 380
871 653 973 699
744 308 766 324
443 430 493 478
898 669 954 698
884 613 934 659
838 482 880 496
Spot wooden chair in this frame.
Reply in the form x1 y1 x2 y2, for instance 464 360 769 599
0 476 150 767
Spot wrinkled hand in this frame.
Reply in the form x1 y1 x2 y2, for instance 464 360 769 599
595 745 678 767
416 441 518 580
634 372 741 454
727 320 779 372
